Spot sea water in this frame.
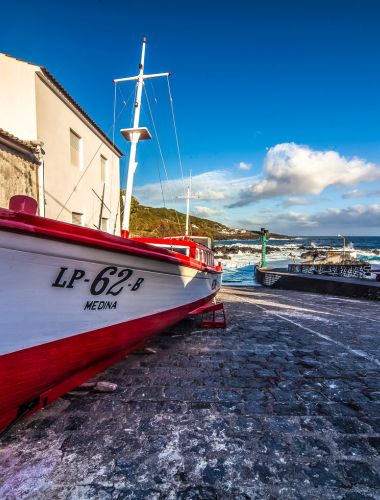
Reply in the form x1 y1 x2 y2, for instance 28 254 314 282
216 236 380 286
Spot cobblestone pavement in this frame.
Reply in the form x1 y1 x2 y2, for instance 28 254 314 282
1 287 380 499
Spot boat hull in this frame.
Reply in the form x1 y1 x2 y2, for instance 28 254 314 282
0 228 221 431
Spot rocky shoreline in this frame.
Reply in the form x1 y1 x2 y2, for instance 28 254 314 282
214 242 380 262
214 245 283 260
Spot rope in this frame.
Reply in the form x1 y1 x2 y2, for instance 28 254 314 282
113 196 120 235
117 83 128 108
112 82 117 146
167 75 185 192
149 80 158 103
155 158 166 209
143 85 170 186
110 82 117 220
140 89 166 209
143 84 183 234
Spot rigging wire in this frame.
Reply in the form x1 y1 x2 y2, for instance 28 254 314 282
140 98 166 210
167 75 186 192
117 83 128 108
143 84 183 234
56 85 136 221
149 80 158 104
112 82 117 146
110 82 118 218
113 196 120 235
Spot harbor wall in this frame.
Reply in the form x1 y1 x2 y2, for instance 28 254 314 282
256 267 380 301
288 263 371 279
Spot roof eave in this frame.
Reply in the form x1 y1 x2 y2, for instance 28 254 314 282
39 69 123 158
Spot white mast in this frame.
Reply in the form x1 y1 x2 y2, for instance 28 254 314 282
178 172 198 237
115 38 170 237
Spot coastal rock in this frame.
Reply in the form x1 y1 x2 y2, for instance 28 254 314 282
214 245 282 256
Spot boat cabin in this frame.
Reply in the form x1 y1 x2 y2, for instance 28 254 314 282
132 236 216 268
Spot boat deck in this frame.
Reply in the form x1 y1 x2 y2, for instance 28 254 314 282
1 286 380 498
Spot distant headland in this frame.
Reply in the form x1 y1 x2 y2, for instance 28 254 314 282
128 196 291 241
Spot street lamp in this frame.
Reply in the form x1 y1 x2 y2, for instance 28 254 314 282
259 228 270 267
337 234 346 263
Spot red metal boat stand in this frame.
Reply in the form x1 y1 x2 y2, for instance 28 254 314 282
188 302 227 329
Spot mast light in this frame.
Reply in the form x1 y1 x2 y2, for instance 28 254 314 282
121 127 152 141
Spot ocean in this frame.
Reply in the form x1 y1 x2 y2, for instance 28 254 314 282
216 236 380 286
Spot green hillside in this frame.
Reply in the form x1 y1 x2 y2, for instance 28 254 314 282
126 196 289 241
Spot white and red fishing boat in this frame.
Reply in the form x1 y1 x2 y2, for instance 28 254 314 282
0 39 222 432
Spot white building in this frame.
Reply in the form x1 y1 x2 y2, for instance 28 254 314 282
0 53 123 235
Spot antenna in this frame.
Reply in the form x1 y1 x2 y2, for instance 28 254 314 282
115 38 170 237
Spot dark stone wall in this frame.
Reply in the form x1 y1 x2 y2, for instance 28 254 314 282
0 148 38 209
256 268 380 301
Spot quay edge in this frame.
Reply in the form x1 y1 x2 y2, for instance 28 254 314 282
256 266 380 301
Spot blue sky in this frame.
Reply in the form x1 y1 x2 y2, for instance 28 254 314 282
2 0 380 235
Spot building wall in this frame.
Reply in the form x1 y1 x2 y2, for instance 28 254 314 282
0 147 38 209
0 54 38 140
35 74 121 235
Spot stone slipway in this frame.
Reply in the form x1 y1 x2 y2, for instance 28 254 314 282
256 267 380 301
1 287 380 499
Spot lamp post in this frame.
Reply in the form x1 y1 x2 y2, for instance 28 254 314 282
338 234 346 264
259 228 269 267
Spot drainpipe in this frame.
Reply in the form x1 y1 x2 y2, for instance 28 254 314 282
32 141 45 217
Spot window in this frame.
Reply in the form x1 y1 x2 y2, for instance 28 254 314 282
151 244 189 256
72 212 83 226
101 217 108 232
169 246 188 256
100 155 108 183
70 129 82 168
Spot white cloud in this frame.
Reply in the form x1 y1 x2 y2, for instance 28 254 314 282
271 211 318 228
282 197 312 208
230 143 380 207
343 188 380 199
315 204 380 228
237 161 252 171
133 169 259 206
342 189 365 199
254 204 380 235
193 206 220 217
131 144 380 235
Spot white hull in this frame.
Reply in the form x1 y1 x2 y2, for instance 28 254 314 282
1 231 221 356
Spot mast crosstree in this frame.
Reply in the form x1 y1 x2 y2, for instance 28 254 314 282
115 37 170 237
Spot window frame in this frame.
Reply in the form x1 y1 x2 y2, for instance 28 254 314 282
70 128 83 169
101 217 109 232
100 154 108 184
72 211 84 226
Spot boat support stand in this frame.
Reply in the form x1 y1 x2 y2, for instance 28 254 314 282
188 302 227 329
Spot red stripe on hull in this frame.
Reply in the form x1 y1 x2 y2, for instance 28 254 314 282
0 210 221 274
0 293 216 432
